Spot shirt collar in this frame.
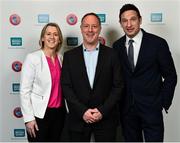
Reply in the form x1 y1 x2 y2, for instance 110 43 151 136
83 42 100 52
126 29 143 45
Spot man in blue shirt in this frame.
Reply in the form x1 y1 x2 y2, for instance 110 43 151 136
61 12 124 142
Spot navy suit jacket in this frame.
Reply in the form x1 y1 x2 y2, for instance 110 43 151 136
113 29 177 114
61 44 124 131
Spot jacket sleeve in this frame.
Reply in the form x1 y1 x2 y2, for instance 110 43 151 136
158 39 177 110
61 53 88 118
20 54 36 123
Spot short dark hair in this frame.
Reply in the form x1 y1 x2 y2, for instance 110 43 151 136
81 12 101 26
119 4 141 22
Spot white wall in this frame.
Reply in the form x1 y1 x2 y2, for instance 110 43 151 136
0 0 179 141
0 0 2 141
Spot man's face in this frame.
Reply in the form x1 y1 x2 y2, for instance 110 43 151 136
81 15 101 46
120 10 142 38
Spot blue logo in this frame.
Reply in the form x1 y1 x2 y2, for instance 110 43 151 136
97 14 106 23
151 13 163 22
10 37 22 46
12 83 20 92
38 14 49 23
67 37 78 46
14 129 25 137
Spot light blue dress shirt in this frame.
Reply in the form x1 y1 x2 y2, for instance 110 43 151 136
83 43 99 88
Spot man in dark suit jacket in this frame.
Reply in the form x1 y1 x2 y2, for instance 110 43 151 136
61 12 124 142
113 4 177 142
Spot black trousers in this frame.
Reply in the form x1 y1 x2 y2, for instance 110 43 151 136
121 105 164 142
27 107 66 142
69 125 117 142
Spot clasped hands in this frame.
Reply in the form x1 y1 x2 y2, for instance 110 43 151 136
83 108 102 124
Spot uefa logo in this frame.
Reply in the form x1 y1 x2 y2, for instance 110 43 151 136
12 61 22 72
14 129 25 137
67 37 78 46
12 83 20 93
98 36 106 45
13 107 23 118
9 14 21 26
66 14 78 25
10 37 22 46
97 14 106 23
38 14 49 23
151 13 163 22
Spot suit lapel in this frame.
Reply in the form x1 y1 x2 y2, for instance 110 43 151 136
122 33 148 73
134 39 144 72
93 45 106 88
77 46 92 89
134 30 147 72
57 54 63 67
40 50 51 83
121 37 133 72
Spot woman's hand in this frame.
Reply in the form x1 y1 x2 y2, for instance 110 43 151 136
25 120 39 138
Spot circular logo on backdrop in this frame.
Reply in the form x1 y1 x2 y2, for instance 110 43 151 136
13 107 23 118
9 14 21 25
12 61 22 72
66 14 78 25
98 36 106 45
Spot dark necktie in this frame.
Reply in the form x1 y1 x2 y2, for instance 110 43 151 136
128 39 134 71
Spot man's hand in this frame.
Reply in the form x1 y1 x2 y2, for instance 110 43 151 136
83 108 103 124
92 108 102 122
83 109 96 123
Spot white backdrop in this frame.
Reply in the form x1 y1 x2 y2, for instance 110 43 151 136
0 1 2 141
0 0 180 142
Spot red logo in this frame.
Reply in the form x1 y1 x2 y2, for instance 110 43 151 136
12 61 22 72
66 14 78 25
9 14 21 26
13 107 23 118
98 36 106 45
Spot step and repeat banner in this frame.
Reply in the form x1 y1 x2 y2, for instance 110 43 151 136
0 0 180 142
0 1 2 141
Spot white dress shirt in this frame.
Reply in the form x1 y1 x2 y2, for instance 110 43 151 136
126 30 143 66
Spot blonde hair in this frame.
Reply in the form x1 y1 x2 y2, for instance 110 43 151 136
39 22 63 52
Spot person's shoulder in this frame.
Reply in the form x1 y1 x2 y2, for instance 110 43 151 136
63 45 82 56
28 49 42 56
113 36 125 47
100 44 110 49
25 49 42 62
100 44 115 53
100 44 117 55
143 29 166 42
